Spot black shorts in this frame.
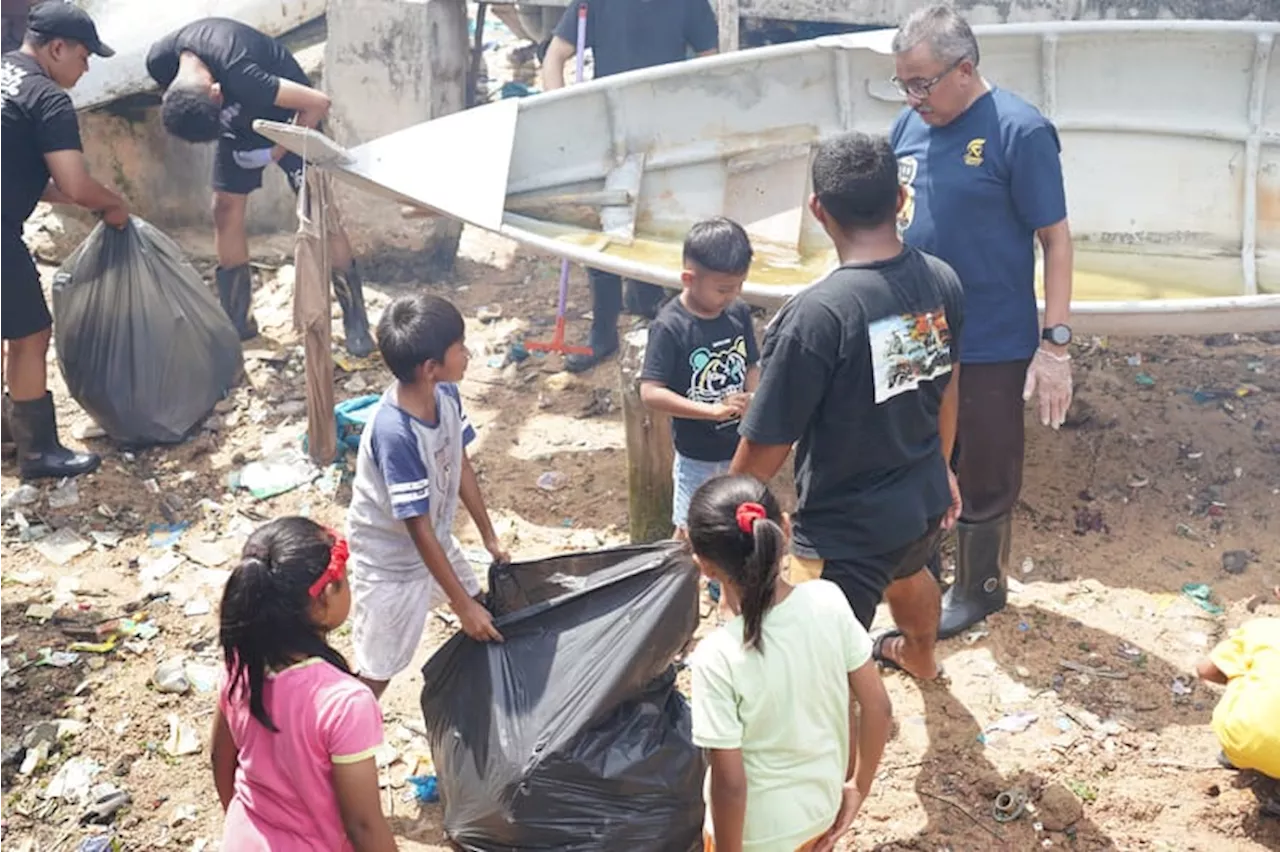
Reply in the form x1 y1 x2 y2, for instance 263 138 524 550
786 516 944 629
213 136 308 196
2 225 53 341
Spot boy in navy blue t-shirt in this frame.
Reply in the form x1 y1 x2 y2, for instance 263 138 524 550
640 217 759 535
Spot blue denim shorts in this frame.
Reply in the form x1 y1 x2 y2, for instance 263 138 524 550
672 452 732 529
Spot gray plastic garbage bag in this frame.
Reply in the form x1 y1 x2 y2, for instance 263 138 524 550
420 542 705 852
51 217 242 445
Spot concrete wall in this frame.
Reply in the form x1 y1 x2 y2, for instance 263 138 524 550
323 0 470 276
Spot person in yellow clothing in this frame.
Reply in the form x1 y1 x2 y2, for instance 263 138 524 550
1195 618 1280 779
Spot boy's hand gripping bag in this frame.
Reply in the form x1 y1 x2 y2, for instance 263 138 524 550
51 217 243 445
420 543 706 852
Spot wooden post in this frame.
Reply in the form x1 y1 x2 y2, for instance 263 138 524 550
619 328 675 543
295 170 338 466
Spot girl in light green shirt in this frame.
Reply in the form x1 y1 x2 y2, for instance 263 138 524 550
687 475 893 852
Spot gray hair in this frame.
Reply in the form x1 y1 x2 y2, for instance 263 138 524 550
891 4 980 67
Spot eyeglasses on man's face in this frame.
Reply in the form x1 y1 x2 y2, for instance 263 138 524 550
891 57 965 100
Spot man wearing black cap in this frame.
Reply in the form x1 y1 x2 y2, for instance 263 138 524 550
145 17 375 357
2 1 129 480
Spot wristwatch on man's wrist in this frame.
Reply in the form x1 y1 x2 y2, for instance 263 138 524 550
1041 324 1072 347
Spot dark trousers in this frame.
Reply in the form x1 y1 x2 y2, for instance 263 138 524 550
586 268 664 349
955 360 1032 523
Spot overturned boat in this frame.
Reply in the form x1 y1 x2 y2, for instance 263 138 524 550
256 19 1280 335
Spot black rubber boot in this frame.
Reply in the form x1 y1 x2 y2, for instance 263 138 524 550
565 269 623 374
215 264 258 340
332 262 375 358
10 392 100 481
937 514 1011 640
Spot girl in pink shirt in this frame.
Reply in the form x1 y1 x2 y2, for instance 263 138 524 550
212 517 398 851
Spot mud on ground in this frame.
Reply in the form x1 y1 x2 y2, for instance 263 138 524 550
2 220 1278 851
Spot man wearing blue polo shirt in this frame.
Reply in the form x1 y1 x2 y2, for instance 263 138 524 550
890 4 1075 639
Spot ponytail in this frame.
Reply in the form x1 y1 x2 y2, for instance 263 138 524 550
686 474 787 653
219 517 352 732
738 515 785 651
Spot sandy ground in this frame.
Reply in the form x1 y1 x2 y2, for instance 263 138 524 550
4 13 1280 852
3 218 1279 852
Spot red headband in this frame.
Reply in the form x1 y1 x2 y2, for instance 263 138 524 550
308 527 349 597
735 502 767 534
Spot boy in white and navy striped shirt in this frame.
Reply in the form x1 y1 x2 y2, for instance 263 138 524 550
346 294 510 699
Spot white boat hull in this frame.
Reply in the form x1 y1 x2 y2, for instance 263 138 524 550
257 20 1280 335
72 1 326 110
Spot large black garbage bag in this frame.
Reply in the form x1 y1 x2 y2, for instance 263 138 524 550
51 217 243 445
421 542 706 852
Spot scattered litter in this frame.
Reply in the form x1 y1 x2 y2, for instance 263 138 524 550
374 743 399 769
1116 642 1144 662
152 658 192 695
184 663 220 694
1220 550 1251 575
544 372 575 392
1060 659 1129 680
81 789 132 825
536 471 569 492
1171 678 1194 697
408 774 439 803
143 478 161 494
476 305 503 323
229 449 321 500
140 550 185 583
992 789 1028 823
183 598 211 617
1181 582 1224 615
147 522 189 549
170 803 199 827
38 649 81 668
20 741 50 775
183 542 230 568
9 569 45 585
1126 475 1149 489
1134 373 1155 387
163 714 201 757
76 836 120 852
34 527 90 566
25 604 56 622
1020 557 1035 575
89 531 121 549
1125 354 1142 366
985 711 1039 735
1055 717 1074 732
48 479 80 508
44 756 101 803
4 483 40 509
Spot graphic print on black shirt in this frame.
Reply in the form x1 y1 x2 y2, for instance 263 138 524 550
146 18 309 151
869 309 953 404
642 298 759 462
740 248 964 559
1 51 82 228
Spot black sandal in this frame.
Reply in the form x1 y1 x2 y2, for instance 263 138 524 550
871 629 946 681
871 629 907 673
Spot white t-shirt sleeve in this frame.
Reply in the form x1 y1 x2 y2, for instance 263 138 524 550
690 637 744 750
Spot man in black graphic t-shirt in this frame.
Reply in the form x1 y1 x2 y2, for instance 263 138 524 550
732 132 963 682
146 17 374 356
640 218 759 532
2 2 127 480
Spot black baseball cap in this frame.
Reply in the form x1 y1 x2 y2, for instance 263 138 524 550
28 2 115 58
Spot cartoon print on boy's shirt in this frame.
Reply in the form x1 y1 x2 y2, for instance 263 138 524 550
868 309 952 404
431 439 453 517
687 335 749 426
